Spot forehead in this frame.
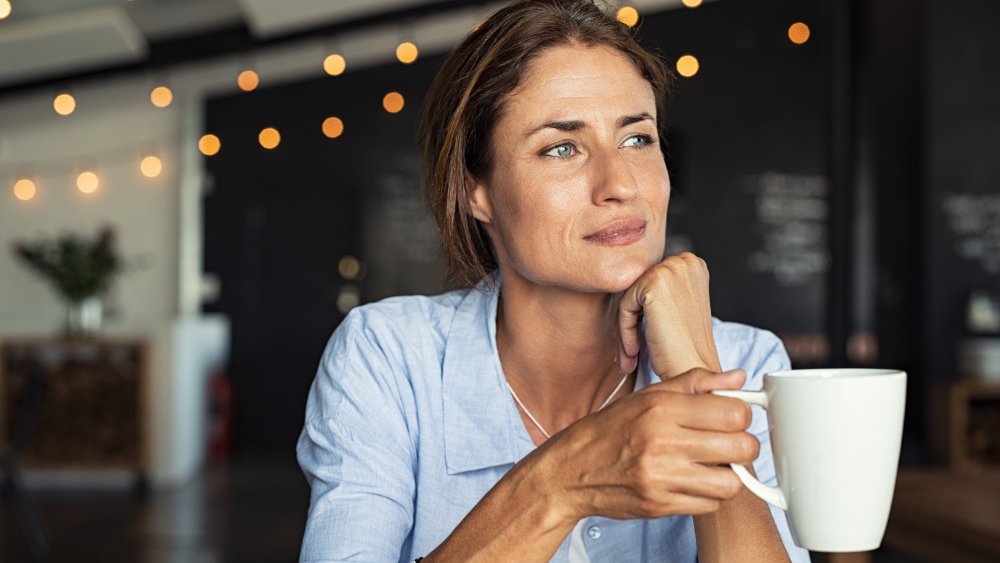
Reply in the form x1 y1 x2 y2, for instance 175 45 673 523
503 43 656 124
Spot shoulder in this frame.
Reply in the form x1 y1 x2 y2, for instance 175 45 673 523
710 318 790 385
327 288 472 356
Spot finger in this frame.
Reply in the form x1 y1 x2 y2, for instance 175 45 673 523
658 393 753 432
670 463 746 502
645 368 746 395
674 428 761 464
617 283 645 371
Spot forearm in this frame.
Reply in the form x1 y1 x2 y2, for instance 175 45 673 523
694 468 790 563
425 451 576 562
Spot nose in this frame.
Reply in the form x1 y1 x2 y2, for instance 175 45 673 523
591 147 639 205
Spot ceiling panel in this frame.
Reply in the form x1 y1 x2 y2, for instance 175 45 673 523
0 5 146 88
236 0 439 38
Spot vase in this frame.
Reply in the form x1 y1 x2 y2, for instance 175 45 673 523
65 296 103 335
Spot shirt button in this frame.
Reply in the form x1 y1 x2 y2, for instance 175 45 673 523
587 525 602 540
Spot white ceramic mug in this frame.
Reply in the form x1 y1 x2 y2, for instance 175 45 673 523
714 368 906 552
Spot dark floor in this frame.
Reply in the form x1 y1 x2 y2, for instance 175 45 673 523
1 457 309 563
2 460 929 563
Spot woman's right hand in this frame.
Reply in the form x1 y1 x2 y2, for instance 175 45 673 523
535 366 759 521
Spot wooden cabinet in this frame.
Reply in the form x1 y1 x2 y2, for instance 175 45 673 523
948 379 1000 470
0 338 149 478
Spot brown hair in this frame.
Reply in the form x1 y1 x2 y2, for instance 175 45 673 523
418 0 673 287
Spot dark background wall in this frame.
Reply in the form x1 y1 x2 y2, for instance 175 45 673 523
202 55 447 453
922 0 1000 457
201 0 996 461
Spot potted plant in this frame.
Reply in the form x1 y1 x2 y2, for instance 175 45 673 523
11 225 128 335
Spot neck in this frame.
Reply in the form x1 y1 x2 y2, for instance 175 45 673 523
495 269 633 435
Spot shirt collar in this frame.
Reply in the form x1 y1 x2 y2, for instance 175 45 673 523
441 272 525 474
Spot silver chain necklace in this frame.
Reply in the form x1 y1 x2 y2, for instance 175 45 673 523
506 371 631 439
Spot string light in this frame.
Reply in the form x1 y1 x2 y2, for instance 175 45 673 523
616 7 639 28
259 127 281 149
322 117 344 138
53 92 76 116
788 22 811 45
77 171 99 194
13 179 36 201
0 0 11 20
237 69 260 92
324 54 347 76
676 54 700 77
383 92 405 114
396 42 419 64
150 86 173 108
199 134 221 156
682 0 702 7
140 156 163 178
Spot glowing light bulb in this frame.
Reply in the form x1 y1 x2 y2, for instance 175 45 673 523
13 179 36 201
238 70 260 91
324 54 347 76
54 93 76 116
383 92 405 114
676 54 700 78
682 0 702 7
396 42 419 64
0 0 12 20
616 7 639 27
259 127 281 149
77 171 99 194
788 22 811 45
140 156 163 178
322 117 344 138
199 134 221 156
150 86 173 108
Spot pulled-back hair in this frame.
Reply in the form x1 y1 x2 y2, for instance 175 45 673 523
419 0 673 286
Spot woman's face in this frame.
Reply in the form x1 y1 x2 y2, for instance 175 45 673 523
469 43 670 294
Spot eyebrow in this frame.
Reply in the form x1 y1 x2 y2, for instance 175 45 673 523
524 112 655 138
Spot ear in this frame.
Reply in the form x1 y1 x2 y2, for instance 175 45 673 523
466 171 494 224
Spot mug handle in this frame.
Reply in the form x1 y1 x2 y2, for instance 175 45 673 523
711 390 788 511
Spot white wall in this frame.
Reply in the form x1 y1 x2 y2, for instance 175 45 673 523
0 80 182 333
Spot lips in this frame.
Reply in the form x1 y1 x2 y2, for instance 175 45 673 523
583 218 647 246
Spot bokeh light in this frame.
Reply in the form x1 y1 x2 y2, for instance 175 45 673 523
0 1 12 20
54 93 76 116
77 171 99 194
259 127 281 149
140 156 163 178
676 54 700 78
324 54 347 76
788 22 811 45
616 7 639 27
199 134 221 156
13 179 36 201
237 70 260 92
682 0 702 7
383 92 405 114
322 117 345 139
150 86 173 108
396 42 419 64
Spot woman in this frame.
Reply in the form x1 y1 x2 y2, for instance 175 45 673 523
298 1 810 561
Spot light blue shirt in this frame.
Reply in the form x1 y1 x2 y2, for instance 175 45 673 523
297 277 811 562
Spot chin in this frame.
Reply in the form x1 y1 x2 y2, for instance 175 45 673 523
588 258 656 293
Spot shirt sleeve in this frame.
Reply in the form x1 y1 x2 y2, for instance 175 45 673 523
744 330 812 563
297 311 417 563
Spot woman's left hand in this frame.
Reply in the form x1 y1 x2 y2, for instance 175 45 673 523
617 252 721 378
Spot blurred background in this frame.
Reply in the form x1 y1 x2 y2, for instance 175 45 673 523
0 0 998 561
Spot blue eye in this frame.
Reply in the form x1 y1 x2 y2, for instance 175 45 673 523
623 134 654 148
543 143 575 158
